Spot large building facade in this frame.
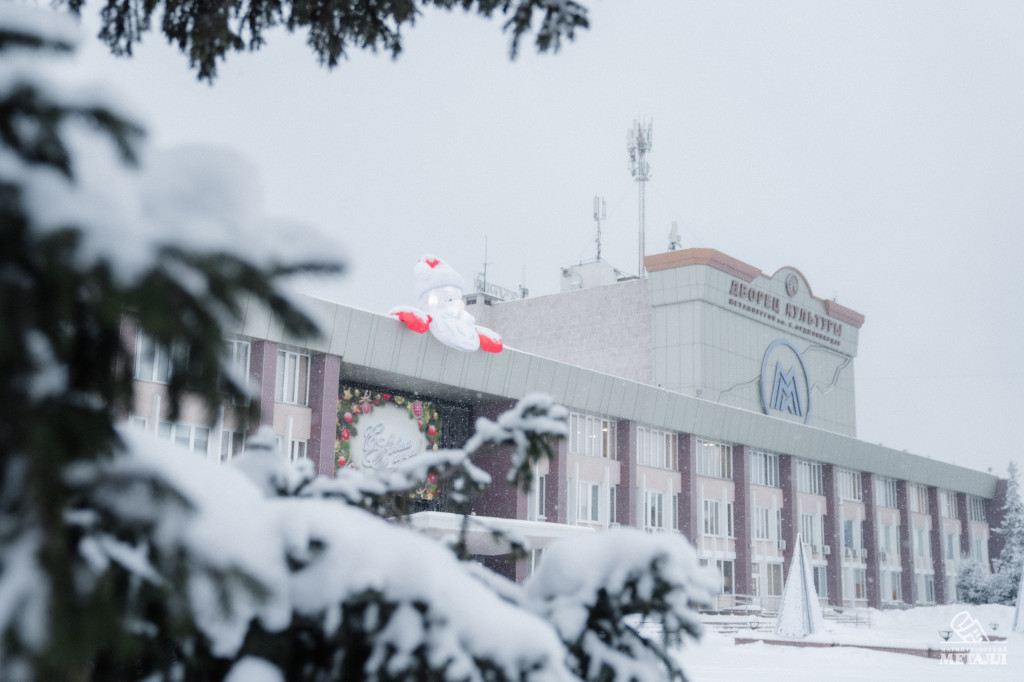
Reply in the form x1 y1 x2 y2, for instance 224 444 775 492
125 248 1004 611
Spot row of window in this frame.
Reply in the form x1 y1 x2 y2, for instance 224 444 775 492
130 416 307 463
135 332 311 407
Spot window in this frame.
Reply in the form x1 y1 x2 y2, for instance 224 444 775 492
608 485 616 524
945 533 958 561
157 421 210 454
876 477 898 508
578 481 601 523
568 413 616 459
728 503 736 537
645 491 665 531
882 570 902 602
766 563 784 597
749 450 780 487
940 490 958 519
922 575 936 604
537 475 547 519
973 537 987 563
716 560 735 595
697 439 732 479
671 493 679 531
528 548 544 578
909 484 929 514
220 429 245 462
276 350 310 405
879 523 897 557
801 513 821 547
755 507 772 540
838 469 862 501
813 566 828 598
130 416 149 431
915 529 929 558
288 439 307 462
221 339 251 399
703 499 721 536
968 496 987 522
637 426 678 469
797 460 823 495
853 568 867 600
134 330 173 383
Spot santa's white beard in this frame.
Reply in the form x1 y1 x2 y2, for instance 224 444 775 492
430 312 480 352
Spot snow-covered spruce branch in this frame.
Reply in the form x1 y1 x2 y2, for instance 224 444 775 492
463 393 568 493
526 528 720 682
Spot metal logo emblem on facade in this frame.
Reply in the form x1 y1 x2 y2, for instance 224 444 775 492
785 273 799 297
760 339 811 424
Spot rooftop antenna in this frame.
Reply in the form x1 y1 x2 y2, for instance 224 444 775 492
668 221 682 251
627 119 653 277
477 236 494 294
593 195 607 261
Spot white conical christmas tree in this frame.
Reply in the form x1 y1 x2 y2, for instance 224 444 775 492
774 533 826 637
1013 560 1024 633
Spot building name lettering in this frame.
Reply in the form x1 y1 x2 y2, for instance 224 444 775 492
729 279 843 345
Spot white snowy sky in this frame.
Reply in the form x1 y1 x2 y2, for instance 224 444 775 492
69 1 1024 479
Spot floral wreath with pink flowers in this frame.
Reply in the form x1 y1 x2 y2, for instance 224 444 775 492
334 386 442 499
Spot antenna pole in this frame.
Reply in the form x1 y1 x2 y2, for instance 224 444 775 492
627 119 653 277
593 195 606 261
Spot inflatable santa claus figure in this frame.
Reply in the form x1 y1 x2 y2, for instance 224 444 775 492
389 255 503 353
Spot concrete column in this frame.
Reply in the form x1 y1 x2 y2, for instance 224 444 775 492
249 340 277 430
678 433 699 544
617 419 634 527
308 353 341 477
956 492 971 562
733 445 751 595
822 463 842 606
896 480 915 604
862 473 881 608
778 455 798 583
928 486 947 603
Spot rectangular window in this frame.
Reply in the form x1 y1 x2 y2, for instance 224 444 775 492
797 460 823 495
749 450 780 487
221 338 252 401
838 469 862 501
909 484 929 515
728 503 736 538
568 413 617 459
671 493 679 531
157 420 210 454
875 477 898 508
538 475 547 519
717 560 735 595
275 350 310 405
755 507 772 540
801 513 820 547
637 426 678 469
646 491 665 531
813 565 828 598
578 481 601 523
134 330 173 383
853 568 867 600
940 490 958 519
696 439 732 479
766 563 784 597
220 429 245 462
915 529 929 558
968 496 987 522
288 439 307 462
945 533 956 560
844 519 855 550
703 499 721 536
924 575 936 603
608 485 616 524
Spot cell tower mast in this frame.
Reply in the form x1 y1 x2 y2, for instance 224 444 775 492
593 195 606 261
627 119 653 277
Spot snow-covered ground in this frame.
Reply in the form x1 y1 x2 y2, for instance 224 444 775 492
677 604 1020 681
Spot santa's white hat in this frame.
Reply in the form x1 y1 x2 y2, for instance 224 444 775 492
414 255 465 300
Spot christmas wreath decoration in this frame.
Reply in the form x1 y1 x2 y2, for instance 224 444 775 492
334 386 442 498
